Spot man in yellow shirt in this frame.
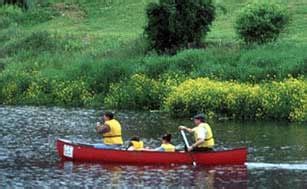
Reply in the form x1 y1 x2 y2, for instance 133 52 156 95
94 112 123 149
179 113 214 152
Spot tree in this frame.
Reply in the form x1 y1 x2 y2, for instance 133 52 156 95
145 0 215 54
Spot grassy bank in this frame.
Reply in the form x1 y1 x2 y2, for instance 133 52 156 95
0 0 306 121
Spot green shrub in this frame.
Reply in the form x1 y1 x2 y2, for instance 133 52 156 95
21 76 53 105
22 5 59 25
164 78 307 121
0 5 23 28
2 0 29 9
0 70 32 104
145 0 215 54
52 80 93 107
0 66 93 106
1 31 56 55
141 56 171 79
0 3 58 29
104 74 169 110
0 59 6 71
235 2 289 44
68 58 135 94
0 31 84 56
141 43 307 82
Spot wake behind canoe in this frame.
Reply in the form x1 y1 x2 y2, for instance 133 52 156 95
56 139 247 165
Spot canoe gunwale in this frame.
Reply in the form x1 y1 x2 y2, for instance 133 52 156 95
57 138 246 154
56 138 247 165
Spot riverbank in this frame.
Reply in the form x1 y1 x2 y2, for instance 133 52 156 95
0 0 306 121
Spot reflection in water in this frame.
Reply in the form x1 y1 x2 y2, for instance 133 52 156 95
59 162 248 188
0 106 307 188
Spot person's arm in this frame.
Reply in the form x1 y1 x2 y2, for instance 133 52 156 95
96 123 111 134
189 139 204 151
127 146 135 151
178 125 193 133
154 146 165 152
188 127 206 151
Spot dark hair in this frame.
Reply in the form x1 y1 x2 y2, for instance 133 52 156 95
127 136 141 149
162 134 172 142
104 112 114 119
194 113 205 122
130 136 140 142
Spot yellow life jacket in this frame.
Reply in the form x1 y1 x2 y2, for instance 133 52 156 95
161 143 175 152
131 141 144 151
103 119 123 145
193 123 214 148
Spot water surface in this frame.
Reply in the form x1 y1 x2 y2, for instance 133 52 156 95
0 106 307 188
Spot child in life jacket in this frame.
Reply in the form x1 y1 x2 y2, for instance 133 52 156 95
127 136 144 151
142 134 176 152
155 134 176 152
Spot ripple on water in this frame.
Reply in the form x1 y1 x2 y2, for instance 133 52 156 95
0 106 307 188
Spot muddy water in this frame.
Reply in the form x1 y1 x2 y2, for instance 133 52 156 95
0 106 307 188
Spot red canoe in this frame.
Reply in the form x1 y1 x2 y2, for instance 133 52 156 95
56 139 247 165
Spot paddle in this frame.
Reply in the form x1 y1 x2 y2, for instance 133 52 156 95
180 130 197 167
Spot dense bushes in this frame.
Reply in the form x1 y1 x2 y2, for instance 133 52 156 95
235 2 289 44
0 71 93 106
145 0 215 54
164 78 307 121
0 0 306 123
104 74 169 110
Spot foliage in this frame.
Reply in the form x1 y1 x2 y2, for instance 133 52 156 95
144 0 215 54
164 78 307 121
235 2 290 44
104 74 170 110
0 0 306 122
0 4 23 28
0 4 58 29
0 70 32 104
85 59 135 94
0 31 83 57
51 80 93 107
141 44 307 82
2 0 29 9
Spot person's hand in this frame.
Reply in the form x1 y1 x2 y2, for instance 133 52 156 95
187 146 193 152
95 122 101 130
178 126 186 130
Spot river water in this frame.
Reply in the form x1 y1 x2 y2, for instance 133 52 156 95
0 106 307 188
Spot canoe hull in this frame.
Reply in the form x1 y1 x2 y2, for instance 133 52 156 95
56 139 247 165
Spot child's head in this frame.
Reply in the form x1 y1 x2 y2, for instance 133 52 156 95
130 136 140 142
162 134 172 143
103 111 114 121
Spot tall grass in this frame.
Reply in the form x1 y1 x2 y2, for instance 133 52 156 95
140 42 307 82
0 0 306 122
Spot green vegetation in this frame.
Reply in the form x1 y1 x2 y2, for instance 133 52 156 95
0 0 306 121
105 74 169 110
2 0 29 9
235 2 289 44
165 77 307 122
145 0 215 53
